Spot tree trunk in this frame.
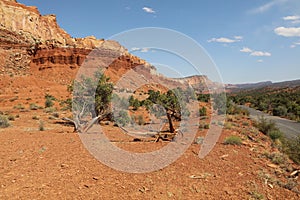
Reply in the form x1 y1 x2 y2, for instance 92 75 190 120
166 111 175 133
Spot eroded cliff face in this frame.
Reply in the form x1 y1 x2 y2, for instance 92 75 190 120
0 0 120 77
0 0 212 91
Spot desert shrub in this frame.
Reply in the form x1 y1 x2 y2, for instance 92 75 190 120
137 115 145 125
0 115 10 128
268 129 283 141
224 136 242 145
273 105 288 117
284 136 300 164
59 98 72 111
32 116 39 120
199 123 210 130
242 121 249 126
45 99 53 108
114 110 130 126
249 191 265 200
129 96 140 111
255 116 277 135
9 96 18 102
8 115 15 121
224 122 232 129
267 152 288 165
197 94 210 102
199 106 207 116
44 107 56 113
52 112 59 118
14 103 25 110
29 103 41 110
39 120 45 131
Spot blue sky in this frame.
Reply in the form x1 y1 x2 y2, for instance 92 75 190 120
18 0 300 84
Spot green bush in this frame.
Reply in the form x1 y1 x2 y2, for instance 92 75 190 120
14 103 25 110
199 106 207 116
255 116 277 135
284 136 300 164
267 152 288 165
224 122 232 129
199 123 210 130
114 110 130 126
224 136 242 145
0 115 10 128
45 94 56 108
8 115 15 121
29 103 41 110
137 115 145 125
268 129 283 141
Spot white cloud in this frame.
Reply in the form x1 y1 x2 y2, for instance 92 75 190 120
208 36 243 43
257 59 264 63
234 36 243 40
290 41 300 48
131 47 140 51
283 15 300 24
291 20 300 24
140 48 149 53
240 47 271 57
283 15 300 21
250 51 272 57
274 26 300 37
249 0 288 14
142 7 155 14
240 47 253 53
130 47 150 53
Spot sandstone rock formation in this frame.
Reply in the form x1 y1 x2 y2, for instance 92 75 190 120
0 0 213 92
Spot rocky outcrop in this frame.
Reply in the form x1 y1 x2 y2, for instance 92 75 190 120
0 0 117 76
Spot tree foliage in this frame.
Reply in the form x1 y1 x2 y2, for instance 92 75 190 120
229 87 300 121
71 70 113 120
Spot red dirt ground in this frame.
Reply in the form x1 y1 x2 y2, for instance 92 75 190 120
0 74 300 199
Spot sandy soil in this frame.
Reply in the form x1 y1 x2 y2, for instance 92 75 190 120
0 74 299 199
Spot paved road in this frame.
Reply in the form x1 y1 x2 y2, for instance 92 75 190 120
239 105 300 140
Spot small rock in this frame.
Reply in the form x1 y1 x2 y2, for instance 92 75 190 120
61 163 69 168
268 184 274 189
220 154 229 159
290 170 300 177
92 177 99 181
267 164 278 169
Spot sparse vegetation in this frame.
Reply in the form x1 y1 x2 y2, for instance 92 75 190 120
29 103 41 110
44 107 56 113
199 106 207 116
32 115 39 120
0 115 10 128
7 115 15 121
199 122 210 130
9 96 18 102
14 103 25 110
249 191 265 200
52 112 59 118
45 94 55 108
224 135 242 145
137 115 145 126
254 116 277 135
224 122 232 129
39 120 45 131
114 110 130 126
229 86 300 121
284 136 300 164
